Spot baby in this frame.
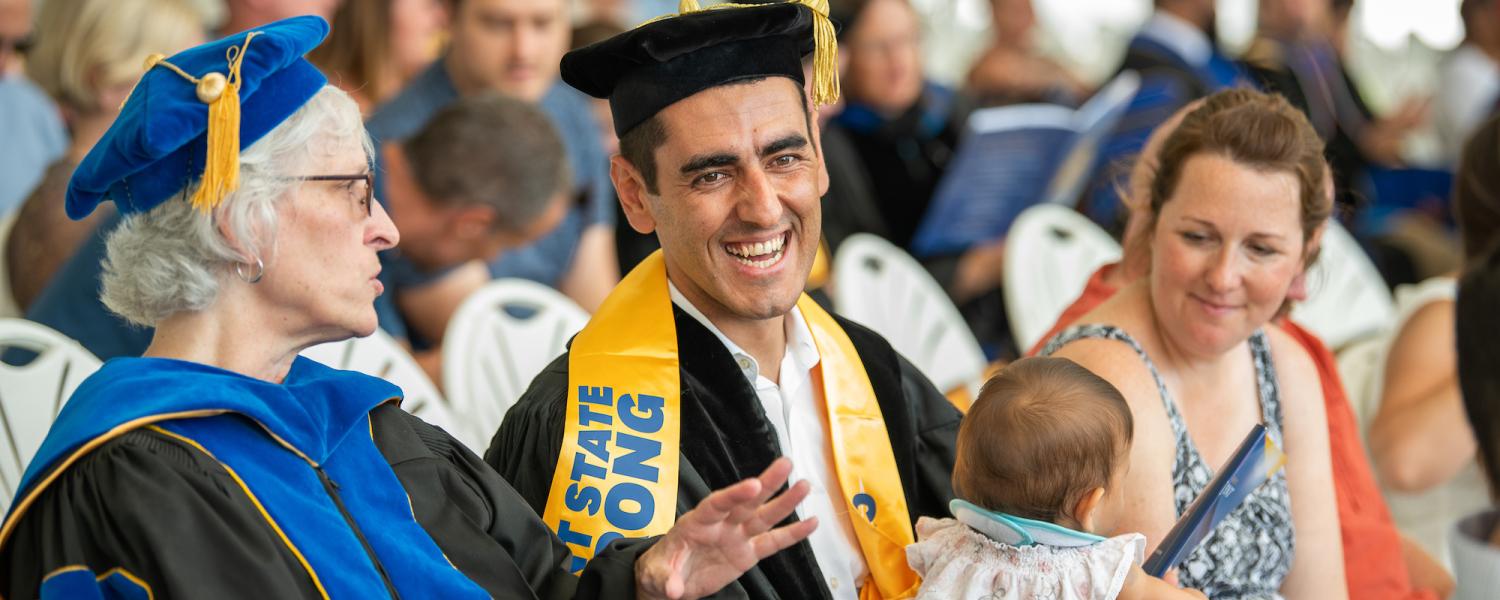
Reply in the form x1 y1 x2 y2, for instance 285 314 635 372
908 357 1205 600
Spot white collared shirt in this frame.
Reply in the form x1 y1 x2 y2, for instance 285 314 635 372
1140 9 1213 68
668 282 867 599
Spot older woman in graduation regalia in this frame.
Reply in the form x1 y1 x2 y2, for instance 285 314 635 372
0 16 816 600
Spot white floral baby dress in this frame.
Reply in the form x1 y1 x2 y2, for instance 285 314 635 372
907 517 1147 600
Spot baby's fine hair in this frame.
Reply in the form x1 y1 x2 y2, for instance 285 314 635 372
952 356 1134 523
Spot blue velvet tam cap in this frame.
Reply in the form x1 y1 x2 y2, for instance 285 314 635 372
64 15 331 220
560 0 839 138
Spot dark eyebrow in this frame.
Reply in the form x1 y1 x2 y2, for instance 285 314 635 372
677 133 811 177
1184 216 1287 241
761 134 808 157
679 153 739 175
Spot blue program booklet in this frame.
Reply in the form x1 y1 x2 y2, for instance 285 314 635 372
908 71 1139 258
1143 423 1287 576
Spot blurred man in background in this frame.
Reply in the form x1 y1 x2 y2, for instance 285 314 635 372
368 0 619 335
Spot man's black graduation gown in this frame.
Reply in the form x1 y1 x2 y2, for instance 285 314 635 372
1 403 644 599
486 307 963 600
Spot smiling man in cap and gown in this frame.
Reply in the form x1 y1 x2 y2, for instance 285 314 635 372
486 2 963 599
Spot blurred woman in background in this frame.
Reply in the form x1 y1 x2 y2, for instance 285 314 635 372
965 0 1089 107
828 0 1022 355
309 0 447 114
5 0 201 314
828 0 965 253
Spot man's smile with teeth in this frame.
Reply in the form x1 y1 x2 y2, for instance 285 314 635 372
725 232 788 268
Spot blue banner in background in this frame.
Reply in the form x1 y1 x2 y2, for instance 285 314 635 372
909 73 1140 257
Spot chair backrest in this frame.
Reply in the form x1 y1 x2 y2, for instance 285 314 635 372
832 234 988 396
1333 335 1387 432
0 319 102 511
299 329 467 449
1004 204 1123 352
1290 220 1396 349
442 279 590 451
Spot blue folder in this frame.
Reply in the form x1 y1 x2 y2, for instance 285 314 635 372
908 72 1140 257
1143 423 1287 576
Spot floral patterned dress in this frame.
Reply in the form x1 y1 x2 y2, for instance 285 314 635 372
1042 324 1294 599
907 517 1146 600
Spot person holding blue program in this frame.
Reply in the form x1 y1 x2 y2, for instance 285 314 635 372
0 16 818 600
1043 89 1348 599
908 357 1207 600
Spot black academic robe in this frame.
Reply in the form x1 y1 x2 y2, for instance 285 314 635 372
818 124 887 256
485 307 963 600
0 404 645 599
826 92 965 253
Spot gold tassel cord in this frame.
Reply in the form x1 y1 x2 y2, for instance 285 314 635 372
133 31 262 212
189 31 260 212
117 53 168 111
798 0 840 108
190 76 240 212
647 0 840 107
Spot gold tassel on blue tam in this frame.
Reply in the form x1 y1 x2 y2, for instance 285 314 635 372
192 34 255 212
64 17 331 221
143 31 261 212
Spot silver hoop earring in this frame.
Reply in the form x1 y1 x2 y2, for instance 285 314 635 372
235 257 264 284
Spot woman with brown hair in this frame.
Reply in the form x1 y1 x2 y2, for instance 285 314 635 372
1043 89 1347 599
308 0 447 114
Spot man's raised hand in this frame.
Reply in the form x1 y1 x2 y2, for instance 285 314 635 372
634 458 817 600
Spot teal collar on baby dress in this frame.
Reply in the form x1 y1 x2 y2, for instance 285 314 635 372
950 499 1107 548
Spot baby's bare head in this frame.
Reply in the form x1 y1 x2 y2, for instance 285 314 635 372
952 356 1134 526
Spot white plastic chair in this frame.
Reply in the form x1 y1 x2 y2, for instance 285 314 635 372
1290 220 1396 350
832 234 988 397
1003 204 1123 353
299 329 467 449
442 279 590 451
0 319 102 511
1334 335 1388 432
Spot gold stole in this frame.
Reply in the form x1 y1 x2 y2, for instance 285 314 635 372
543 251 919 598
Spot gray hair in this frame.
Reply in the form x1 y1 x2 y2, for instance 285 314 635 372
100 85 371 327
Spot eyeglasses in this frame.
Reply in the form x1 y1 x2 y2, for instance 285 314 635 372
288 173 374 217
0 35 33 59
